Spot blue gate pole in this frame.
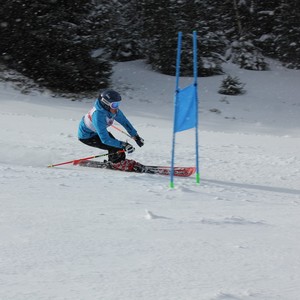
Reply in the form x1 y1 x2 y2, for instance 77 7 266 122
193 31 200 184
170 31 182 188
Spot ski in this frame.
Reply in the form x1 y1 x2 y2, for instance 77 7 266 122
142 165 196 177
75 160 196 177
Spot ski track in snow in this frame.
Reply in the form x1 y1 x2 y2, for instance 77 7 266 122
1 60 300 300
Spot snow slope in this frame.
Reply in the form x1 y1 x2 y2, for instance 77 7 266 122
0 59 300 300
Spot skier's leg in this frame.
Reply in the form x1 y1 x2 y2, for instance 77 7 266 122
79 134 125 163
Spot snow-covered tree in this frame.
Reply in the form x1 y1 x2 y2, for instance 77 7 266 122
0 0 112 93
218 75 245 95
219 0 269 70
1 0 299 94
87 0 144 62
272 1 300 69
139 0 225 76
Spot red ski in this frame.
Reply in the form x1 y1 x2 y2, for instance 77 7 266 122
76 160 195 177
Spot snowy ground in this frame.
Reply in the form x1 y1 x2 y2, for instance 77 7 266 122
0 59 300 300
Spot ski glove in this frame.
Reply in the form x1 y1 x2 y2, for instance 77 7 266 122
134 134 144 147
122 142 135 154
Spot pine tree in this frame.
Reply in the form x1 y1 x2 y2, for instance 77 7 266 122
87 0 144 62
218 75 245 95
0 0 112 93
139 0 178 74
273 1 300 69
220 0 268 70
139 0 225 76
229 1 300 69
106 0 144 61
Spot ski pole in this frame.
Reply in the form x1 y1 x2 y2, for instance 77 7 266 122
111 124 132 138
47 150 125 168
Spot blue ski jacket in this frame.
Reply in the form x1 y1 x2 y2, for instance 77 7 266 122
78 99 137 148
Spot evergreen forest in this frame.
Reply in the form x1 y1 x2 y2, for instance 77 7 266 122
0 0 299 93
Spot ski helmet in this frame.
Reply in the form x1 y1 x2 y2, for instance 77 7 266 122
99 89 122 111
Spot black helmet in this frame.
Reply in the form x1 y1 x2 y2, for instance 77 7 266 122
99 89 122 110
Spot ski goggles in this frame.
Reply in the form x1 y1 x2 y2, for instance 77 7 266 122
101 98 120 109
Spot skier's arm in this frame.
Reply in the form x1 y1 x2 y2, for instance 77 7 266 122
116 110 144 147
115 110 137 137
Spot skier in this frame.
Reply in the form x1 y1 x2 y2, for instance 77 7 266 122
78 89 144 170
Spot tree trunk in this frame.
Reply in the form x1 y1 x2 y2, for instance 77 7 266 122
233 0 243 36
